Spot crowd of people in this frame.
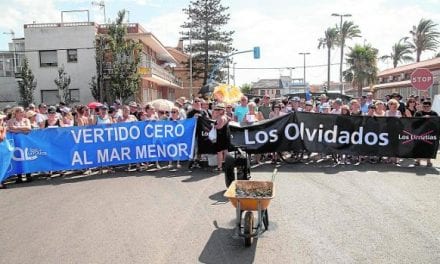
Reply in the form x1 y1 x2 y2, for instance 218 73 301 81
0 91 437 189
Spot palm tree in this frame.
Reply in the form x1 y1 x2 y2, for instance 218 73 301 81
336 21 361 93
318 27 339 91
344 44 378 97
409 18 440 62
380 37 414 68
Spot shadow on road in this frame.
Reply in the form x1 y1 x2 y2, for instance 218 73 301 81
209 190 228 205
2 159 438 190
199 221 257 264
249 159 440 177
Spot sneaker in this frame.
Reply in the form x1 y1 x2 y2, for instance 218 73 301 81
176 164 182 169
427 162 433 167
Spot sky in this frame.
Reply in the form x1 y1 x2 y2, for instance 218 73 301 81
1 0 439 87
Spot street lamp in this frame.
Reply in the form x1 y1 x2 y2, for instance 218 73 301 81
332 13 351 94
298 52 310 92
92 1 106 23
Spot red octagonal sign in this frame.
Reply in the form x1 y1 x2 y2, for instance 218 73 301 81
411 68 433 91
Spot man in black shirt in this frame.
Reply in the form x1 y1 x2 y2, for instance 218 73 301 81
414 100 438 167
187 98 207 118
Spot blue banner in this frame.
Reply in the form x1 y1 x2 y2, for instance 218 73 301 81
4 119 196 179
0 136 14 182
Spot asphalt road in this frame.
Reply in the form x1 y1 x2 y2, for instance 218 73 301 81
1 159 439 264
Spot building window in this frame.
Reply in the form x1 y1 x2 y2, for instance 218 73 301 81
69 89 80 102
67 49 78 63
41 90 59 105
39 50 57 67
260 89 265 96
41 89 80 104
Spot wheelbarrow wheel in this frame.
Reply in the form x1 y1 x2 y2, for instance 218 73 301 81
263 209 269 230
244 211 254 247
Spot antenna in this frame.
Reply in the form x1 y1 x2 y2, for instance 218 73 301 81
3 29 15 39
91 0 106 23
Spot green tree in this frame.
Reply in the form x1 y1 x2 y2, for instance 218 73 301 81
181 0 235 85
89 76 99 101
409 18 440 62
17 57 36 107
318 27 339 91
380 37 413 68
54 66 71 104
240 83 252 94
90 35 106 101
336 21 361 93
107 10 142 102
343 44 378 97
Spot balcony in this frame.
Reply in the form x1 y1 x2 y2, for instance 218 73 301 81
102 61 183 88
138 60 182 88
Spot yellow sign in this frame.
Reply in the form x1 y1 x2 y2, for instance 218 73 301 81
138 67 151 75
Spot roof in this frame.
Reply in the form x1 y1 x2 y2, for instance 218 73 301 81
379 57 440 76
251 79 282 89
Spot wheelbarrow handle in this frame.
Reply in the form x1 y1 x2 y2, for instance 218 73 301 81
271 168 278 182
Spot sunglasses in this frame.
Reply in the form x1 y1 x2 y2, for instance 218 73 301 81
171 111 178 114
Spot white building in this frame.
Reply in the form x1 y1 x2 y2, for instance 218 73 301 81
24 22 97 105
0 38 25 108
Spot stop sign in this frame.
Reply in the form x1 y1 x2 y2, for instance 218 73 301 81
411 68 433 90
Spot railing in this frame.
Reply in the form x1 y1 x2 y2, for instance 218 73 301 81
102 61 183 87
146 60 183 87
24 22 96 28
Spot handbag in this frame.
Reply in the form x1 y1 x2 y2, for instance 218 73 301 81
208 126 217 143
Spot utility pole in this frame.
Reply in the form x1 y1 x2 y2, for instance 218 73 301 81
232 62 237 86
3 30 16 74
188 7 193 100
298 52 310 92
332 13 351 94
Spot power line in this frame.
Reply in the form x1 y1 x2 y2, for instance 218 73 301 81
235 62 347 70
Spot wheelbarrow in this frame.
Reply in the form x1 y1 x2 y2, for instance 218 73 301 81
224 172 276 247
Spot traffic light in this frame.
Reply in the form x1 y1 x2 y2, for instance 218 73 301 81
253 47 260 59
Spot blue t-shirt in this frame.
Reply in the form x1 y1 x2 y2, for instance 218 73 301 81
234 105 249 123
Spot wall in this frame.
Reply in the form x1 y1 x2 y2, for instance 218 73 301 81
24 24 97 105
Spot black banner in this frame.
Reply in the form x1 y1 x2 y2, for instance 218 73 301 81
228 112 440 158
196 116 218 154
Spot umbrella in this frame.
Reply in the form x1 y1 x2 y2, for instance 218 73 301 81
87 102 103 109
198 82 218 95
150 99 175 112
213 83 243 104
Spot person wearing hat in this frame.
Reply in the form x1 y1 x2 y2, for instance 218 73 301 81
60 107 74 127
44 106 61 128
95 105 112 124
213 103 229 172
330 98 343 114
128 101 141 120
391 93 405 115
321 102 331 114
304 101 314 113
414 100 438 167
26 110 39 129
258 95 272 119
